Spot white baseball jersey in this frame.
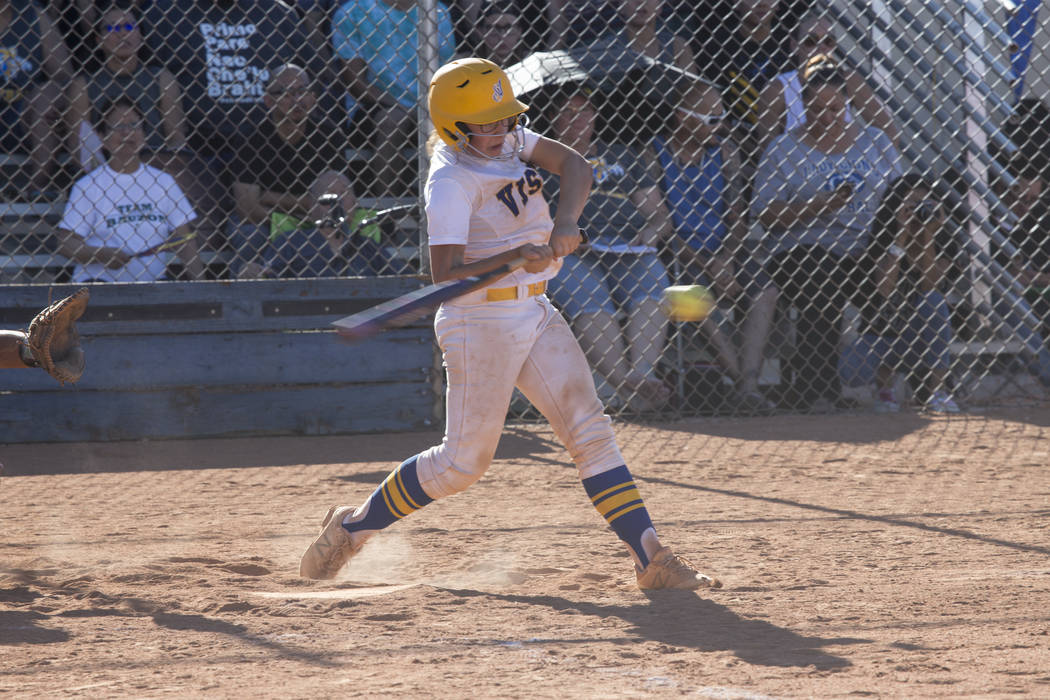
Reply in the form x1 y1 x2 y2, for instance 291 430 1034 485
413 125 625 501
424 126 561 289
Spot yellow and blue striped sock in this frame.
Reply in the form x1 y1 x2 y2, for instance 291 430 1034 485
582 466 655 568
343 456 433 534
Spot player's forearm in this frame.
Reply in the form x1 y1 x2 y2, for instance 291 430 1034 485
721 206 751 255
159 73 189 151
1012 264 1036 287
430 247 527 284
179 256 206 279
636 223 663 247
851 77 900 147
234 197 271 225
551 153 592 229
0 331 33 368
234 182 291 224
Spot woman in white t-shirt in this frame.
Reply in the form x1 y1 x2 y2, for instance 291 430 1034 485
56 98 203 283
752 56 903 411
754 12 900 161
299 58 719 591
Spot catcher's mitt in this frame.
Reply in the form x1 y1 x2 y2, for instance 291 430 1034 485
23 288 90 384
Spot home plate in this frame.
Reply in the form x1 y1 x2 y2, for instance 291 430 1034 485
255 584 415 600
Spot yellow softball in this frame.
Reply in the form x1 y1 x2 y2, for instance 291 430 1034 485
661 285 715 322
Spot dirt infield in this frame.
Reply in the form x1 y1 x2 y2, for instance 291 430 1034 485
3 408 1050 698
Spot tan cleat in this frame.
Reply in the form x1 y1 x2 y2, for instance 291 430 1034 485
299 505 363 579
636 547 722 591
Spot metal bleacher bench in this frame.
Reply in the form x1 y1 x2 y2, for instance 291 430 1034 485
1 201 69 283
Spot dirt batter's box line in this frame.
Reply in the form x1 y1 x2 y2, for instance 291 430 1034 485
647 477 1050 555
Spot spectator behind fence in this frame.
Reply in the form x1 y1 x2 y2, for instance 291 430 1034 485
686 0 796 165
55 97 204 282
987 98 1050 377
755 10 900 159
610 0 696 72
51 0 158 72
647 81 777 415
449 0 556 54
292 0 339 81
840 173 961 414
65 5 226 243
333 0 455 196
548 0 621 48
994 149 1050 341
227 65 405 279
752 56 902 412
582 0 699 137
1 0 72 199
461 0 527 68
937 165 981 340
993 96 1050 168
543 87 673 412
144 0 322 158
67 6 187 162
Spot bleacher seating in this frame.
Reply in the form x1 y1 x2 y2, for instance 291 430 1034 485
1 191 422 284
0 201 70 284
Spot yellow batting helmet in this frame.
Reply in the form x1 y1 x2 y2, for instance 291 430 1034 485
429 57 529 151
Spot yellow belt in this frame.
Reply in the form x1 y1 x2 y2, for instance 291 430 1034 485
485 281 546 302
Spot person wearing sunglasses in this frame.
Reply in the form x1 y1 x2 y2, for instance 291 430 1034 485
752 55 903 412
682 0 796 165
66 8 187 165
228 65 408 279
143 0 323 159
65 6 232 248
840 173 961 413
755 11 899 160
646 81 778 415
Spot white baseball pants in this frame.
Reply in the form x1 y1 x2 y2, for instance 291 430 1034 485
415 292 626 499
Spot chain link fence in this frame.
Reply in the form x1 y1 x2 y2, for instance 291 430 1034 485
2 0 1049 417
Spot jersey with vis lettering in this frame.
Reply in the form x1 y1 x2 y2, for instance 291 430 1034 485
424 126 561 289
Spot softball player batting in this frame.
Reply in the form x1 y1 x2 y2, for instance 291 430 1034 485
300 58 720 591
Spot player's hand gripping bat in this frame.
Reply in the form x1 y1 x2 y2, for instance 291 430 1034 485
331 256 528 342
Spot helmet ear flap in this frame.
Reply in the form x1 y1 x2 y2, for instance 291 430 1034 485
448 121 470 148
